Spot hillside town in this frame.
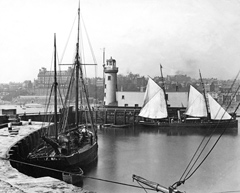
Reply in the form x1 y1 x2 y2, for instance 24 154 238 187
0 66 239 107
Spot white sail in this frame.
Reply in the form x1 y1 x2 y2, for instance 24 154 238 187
185 85 208 117
139 78 168 119
207 93 232 120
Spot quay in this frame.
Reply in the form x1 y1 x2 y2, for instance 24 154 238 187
18 107 141 127
18 107 186 126
0 121 92 193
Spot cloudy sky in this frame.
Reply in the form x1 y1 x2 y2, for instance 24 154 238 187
0 0 240 83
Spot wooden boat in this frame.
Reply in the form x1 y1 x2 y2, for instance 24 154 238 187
138 68 238 129
26 4 98 171
111 124 132 128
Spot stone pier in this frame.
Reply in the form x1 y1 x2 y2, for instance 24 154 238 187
0 121 92 193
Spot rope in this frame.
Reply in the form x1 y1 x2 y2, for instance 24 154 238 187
0 157 155 191
176 71 240 186
181 86 240 183
214 191 240 193
137 180 148 193
80 13 98 107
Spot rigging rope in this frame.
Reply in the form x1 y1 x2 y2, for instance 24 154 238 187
184 98 240 182
177 71 240 186
214 191 240 193
0 157 155 192
81 13 98 107
177 85 240 186
40 84 55 137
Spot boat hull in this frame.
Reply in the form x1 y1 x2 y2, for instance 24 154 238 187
138 119 238 129
26 142 98 170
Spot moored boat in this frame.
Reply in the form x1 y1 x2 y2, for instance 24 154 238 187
138 68 238 129
25 4 98 172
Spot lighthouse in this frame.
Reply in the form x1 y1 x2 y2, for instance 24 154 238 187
104 57 118 106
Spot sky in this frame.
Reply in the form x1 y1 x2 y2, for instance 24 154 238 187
0 0 240 83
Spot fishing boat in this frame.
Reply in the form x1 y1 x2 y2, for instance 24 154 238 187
138 70 238 129
26 5 98 171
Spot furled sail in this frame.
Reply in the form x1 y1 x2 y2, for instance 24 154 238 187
185 85 208 117
139 78 168 119
207 93 232 120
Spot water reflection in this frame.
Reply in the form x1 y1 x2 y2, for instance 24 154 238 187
83 124 240 193
99 125 238 137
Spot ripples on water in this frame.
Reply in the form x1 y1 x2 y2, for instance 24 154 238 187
84 122 240 193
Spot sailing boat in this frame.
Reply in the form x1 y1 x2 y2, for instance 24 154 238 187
138 65 170 127
26 5 98 171
139 77 168 119
184 85 238 128
138 78 238 129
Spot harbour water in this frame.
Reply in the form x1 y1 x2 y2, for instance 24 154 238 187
1 104 240 193
83 122 240 193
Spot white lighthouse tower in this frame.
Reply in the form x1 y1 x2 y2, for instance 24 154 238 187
104 57 118 106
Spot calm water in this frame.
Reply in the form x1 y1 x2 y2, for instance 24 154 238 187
1 105 240 193
83 122 240 193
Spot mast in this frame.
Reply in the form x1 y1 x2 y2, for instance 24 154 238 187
75 4 80 127
160 64 168 110
102 48 105 98
199 70 210 120
54 33 58 140
75 2 96 137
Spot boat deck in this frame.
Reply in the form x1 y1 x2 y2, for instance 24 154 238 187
0 121 88 192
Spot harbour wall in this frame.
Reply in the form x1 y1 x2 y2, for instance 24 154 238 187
0 121 89 193
19 107 186 125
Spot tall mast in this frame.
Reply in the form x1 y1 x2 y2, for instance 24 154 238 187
199 70 210 120
75 4 80 127
160 64 168 109
102 48 105 79
74 2 96 140
102 48 105 98
54 33 58 139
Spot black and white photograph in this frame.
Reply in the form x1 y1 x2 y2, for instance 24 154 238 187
0 0 240 192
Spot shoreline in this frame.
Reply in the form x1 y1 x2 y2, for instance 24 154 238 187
0 121 93 193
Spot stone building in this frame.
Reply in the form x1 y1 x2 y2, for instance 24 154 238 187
34 67 73 95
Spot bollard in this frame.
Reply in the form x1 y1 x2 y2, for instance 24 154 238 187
8 122 12 131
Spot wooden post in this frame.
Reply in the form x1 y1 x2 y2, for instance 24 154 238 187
85 109 88 125
133 109 136 125
79 109 83 124
124 110 126 124
104 109 107 124
114 109 117 125
95 110 97 124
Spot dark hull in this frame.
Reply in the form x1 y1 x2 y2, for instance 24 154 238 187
26 142 98 170
111 124 131 128
138 119 238 129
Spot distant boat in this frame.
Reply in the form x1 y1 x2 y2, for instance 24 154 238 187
138 75 238 129
25 4 98 172
184 85 237 126
24 103 43 108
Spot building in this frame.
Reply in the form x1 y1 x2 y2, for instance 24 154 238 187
103 57 118 106
103 57 188 108
116 91 188 108
34 67 73 95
